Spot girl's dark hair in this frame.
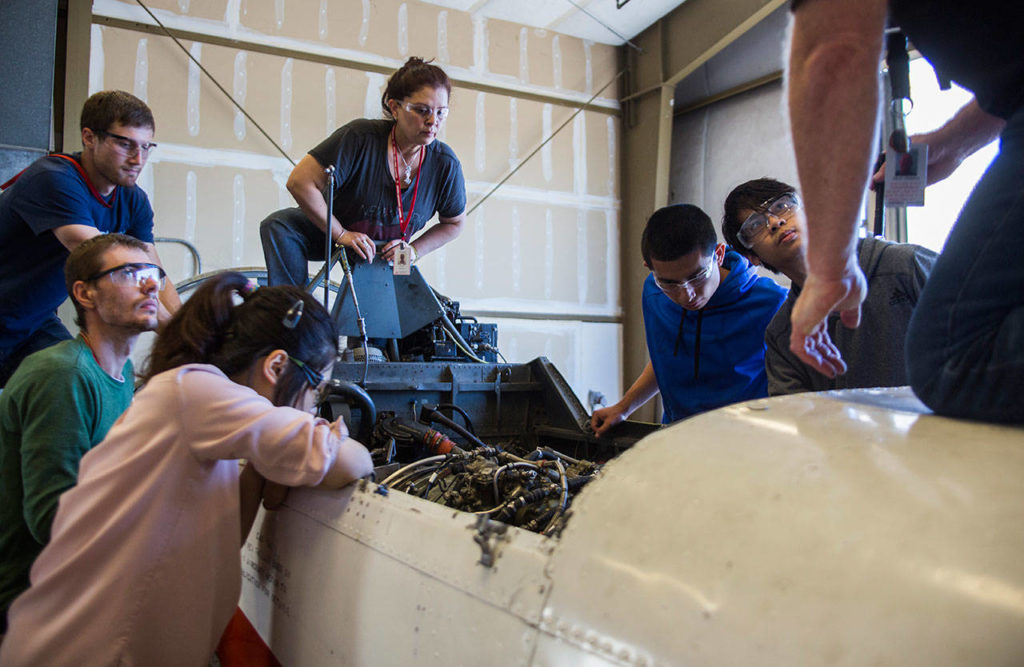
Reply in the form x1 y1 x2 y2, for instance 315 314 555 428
144 272 338 408
381 57 452 118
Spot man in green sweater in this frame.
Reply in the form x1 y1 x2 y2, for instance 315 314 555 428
0 233 162 632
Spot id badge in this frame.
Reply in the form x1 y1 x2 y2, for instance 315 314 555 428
393 245 412 275
884 143 928 207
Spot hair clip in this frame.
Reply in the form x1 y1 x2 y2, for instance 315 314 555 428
240 278 259 298
282 299 304 329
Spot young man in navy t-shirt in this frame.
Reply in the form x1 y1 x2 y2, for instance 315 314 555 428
0 90 180 387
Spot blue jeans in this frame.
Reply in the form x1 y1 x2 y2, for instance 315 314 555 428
0 315 72 388
906 107 1024 423
259 207 333 287
260 207 388 347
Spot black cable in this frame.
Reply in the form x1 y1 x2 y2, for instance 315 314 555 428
434 403 476 435
494 487 556 523
325 380 376 444
528 448 580 465
420 406 486 449
422 457 458 497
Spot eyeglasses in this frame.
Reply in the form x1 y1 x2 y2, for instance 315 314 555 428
86 262 166 290
98 130 158 158
737 193 801 249
288 356 326 389
653 259 715 294
288 356 332 405
402 102 449 121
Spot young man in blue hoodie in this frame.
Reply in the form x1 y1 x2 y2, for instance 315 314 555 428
592 204 788 436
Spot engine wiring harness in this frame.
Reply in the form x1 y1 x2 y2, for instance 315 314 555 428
369 406 602 538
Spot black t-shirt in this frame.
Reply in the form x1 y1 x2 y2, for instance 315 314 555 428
790 0 1024 119
308 119 467 241
890 0 1023 119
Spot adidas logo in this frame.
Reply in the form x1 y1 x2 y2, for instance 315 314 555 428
889 289 910 306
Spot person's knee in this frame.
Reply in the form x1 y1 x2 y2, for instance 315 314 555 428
259 210 288 244
907 360 944 413
907 325 1024 422
260 208 314 246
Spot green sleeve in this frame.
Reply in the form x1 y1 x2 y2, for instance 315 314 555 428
19 372 99 544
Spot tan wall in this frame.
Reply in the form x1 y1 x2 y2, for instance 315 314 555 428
78 0 624 404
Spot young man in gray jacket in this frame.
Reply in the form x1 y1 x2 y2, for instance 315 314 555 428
722 178 936 395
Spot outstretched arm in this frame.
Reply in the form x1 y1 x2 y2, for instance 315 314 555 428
872 99 1006 187
786 0 886 375
591 360 660 437
381 212 465 262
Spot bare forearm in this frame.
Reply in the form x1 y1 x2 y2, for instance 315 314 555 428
411 216 464 256
320 437 374 488
144 244 181 321
788 0 887 280
52 224 102 252
616 360 660 416
930 100 1005 161
289 181 345 242
287 154 346 242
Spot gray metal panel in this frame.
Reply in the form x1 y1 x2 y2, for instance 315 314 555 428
0 0 58 152
332 357 653 457
331 261 445 338
0 147 46 185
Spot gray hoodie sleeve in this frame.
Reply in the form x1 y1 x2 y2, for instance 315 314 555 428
860 236 937 302
764 297 818 396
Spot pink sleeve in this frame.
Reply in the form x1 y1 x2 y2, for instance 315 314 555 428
175 367 340 486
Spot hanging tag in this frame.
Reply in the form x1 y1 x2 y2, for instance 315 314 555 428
884 143 928 207
393 244 412 275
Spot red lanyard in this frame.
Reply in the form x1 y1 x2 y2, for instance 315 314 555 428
2 154 116 208
391 126 423 241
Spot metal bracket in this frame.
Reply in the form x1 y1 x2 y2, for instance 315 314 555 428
494 367 511 429
445 365 460 406
470 515 508 568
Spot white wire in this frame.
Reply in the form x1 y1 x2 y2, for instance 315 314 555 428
492 462 541 500
542 459 569 535
473 496 517 515
380 455 447 486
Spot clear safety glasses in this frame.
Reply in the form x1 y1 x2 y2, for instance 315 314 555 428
98 130 157 158
86 262 166 291
402 102 449 121
653 259 715 294
737 193 801 248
